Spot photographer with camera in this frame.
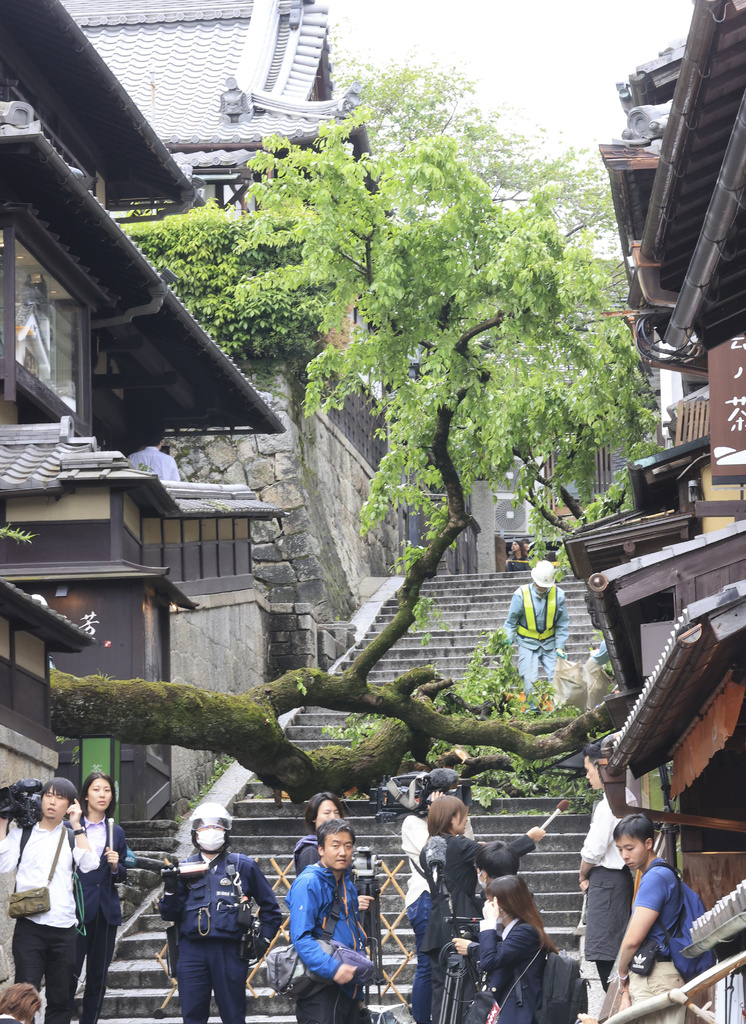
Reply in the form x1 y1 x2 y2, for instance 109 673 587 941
0 777 98 1024
286 818 375 1024
419 797 547 1024
158 801 281 1024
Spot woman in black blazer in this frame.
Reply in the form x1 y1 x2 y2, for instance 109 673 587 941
71 772 127 1024
477 875 557 1024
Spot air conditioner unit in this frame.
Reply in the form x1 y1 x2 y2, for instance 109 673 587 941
494 497 528 535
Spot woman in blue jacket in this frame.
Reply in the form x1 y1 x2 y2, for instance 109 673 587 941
477 875 557 1024
71 772 128 1024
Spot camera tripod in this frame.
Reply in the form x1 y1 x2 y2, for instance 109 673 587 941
439 943 480 1024
353 846 384 1004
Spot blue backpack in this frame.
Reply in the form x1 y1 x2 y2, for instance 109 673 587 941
650 861 715 980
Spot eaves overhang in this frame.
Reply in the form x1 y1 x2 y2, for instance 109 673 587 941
608 578 746 778
0 0 196 210
0 128 284 435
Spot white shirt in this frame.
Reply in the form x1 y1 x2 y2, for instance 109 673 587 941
127 445 180 482
0 823 99 928
84 818 107 861
402 815 429 908
580 790 638 870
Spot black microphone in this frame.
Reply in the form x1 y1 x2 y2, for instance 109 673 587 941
426 768 459 793
425 835 448 888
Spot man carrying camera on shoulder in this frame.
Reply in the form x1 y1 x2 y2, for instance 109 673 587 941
0 777 98 1024
286 818 375 1024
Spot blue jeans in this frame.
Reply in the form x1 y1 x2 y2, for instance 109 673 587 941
407 891 432 1023
517 643 557 694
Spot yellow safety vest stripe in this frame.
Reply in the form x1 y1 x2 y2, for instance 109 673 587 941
516 585 557 640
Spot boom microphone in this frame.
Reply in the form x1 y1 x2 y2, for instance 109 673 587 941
426 768 459 793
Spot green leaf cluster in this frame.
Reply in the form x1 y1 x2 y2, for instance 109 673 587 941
126 202 325 375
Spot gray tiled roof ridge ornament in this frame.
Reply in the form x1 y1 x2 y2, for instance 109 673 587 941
220 76 254 125
0 100 37 130
622 101 672 147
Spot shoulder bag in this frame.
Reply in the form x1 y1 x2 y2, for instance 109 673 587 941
9 827 67 918
264 878 342 998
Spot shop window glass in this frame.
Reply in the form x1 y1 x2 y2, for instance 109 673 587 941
15 242 81 412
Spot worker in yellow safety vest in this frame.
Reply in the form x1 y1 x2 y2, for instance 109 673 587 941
503 560 570 694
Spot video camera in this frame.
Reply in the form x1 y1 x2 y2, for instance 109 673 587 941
352 846 377 882
369 768 472 823
0 779 43 828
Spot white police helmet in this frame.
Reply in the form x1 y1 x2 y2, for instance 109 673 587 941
190 801 232 848
531 561 556 589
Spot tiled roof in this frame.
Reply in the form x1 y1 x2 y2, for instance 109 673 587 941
0 422 282 519
61 0 341 149
0 576 96 650
161 481 283 518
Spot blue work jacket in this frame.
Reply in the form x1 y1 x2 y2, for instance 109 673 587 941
159 850 281 943
286 862 366 1001
504 583 570 652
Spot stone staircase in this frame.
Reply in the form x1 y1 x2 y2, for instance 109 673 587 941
336 571 598 686
94 570 598 1022
98 780 590 1024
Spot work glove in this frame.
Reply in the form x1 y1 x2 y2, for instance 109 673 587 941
162 867 179 895
556 648 567 660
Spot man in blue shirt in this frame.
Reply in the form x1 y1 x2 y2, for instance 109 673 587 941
286 818 374 1024
613 815 685 1024
503 560 570 695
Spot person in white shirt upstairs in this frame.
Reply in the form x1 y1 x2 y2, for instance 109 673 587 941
578 741 637 991
127 428 180 482
0 777 98 1024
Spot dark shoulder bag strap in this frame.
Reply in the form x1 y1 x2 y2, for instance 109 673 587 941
321 878 343 940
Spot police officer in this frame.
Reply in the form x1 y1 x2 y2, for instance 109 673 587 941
503 560 570 695
159 802 281 1024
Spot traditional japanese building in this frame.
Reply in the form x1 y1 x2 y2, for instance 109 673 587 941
0 0 285 819
568 0 746 964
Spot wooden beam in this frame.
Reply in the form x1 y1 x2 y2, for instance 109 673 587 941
694 500 746 517
92 372 177 390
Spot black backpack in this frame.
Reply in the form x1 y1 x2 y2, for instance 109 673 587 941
527 951 587 1024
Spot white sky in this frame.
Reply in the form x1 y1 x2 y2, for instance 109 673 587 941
329 0 696 153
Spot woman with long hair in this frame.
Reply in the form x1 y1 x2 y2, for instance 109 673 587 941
477 875 557 1024
0 983 41 1024
71 771 127 1024
293 791 346 876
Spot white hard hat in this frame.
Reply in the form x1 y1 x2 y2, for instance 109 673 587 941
531 561 556 588
190 802 232 830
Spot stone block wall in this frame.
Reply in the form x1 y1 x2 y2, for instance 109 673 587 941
168 588 272 816
173 368 399 623
0 726 59 987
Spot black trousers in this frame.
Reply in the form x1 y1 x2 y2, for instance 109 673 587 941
13 917 77 1024
71 909 118 1024
295 986 361 1024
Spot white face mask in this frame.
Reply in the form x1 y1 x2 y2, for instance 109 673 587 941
197 827 225 852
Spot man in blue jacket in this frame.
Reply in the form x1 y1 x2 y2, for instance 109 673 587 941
159 802 281 1024
286 818 374 1024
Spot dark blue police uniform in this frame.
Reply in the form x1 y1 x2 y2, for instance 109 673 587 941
159 850 281 1024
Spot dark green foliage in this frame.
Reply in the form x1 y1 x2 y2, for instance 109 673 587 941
127 202 325 374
